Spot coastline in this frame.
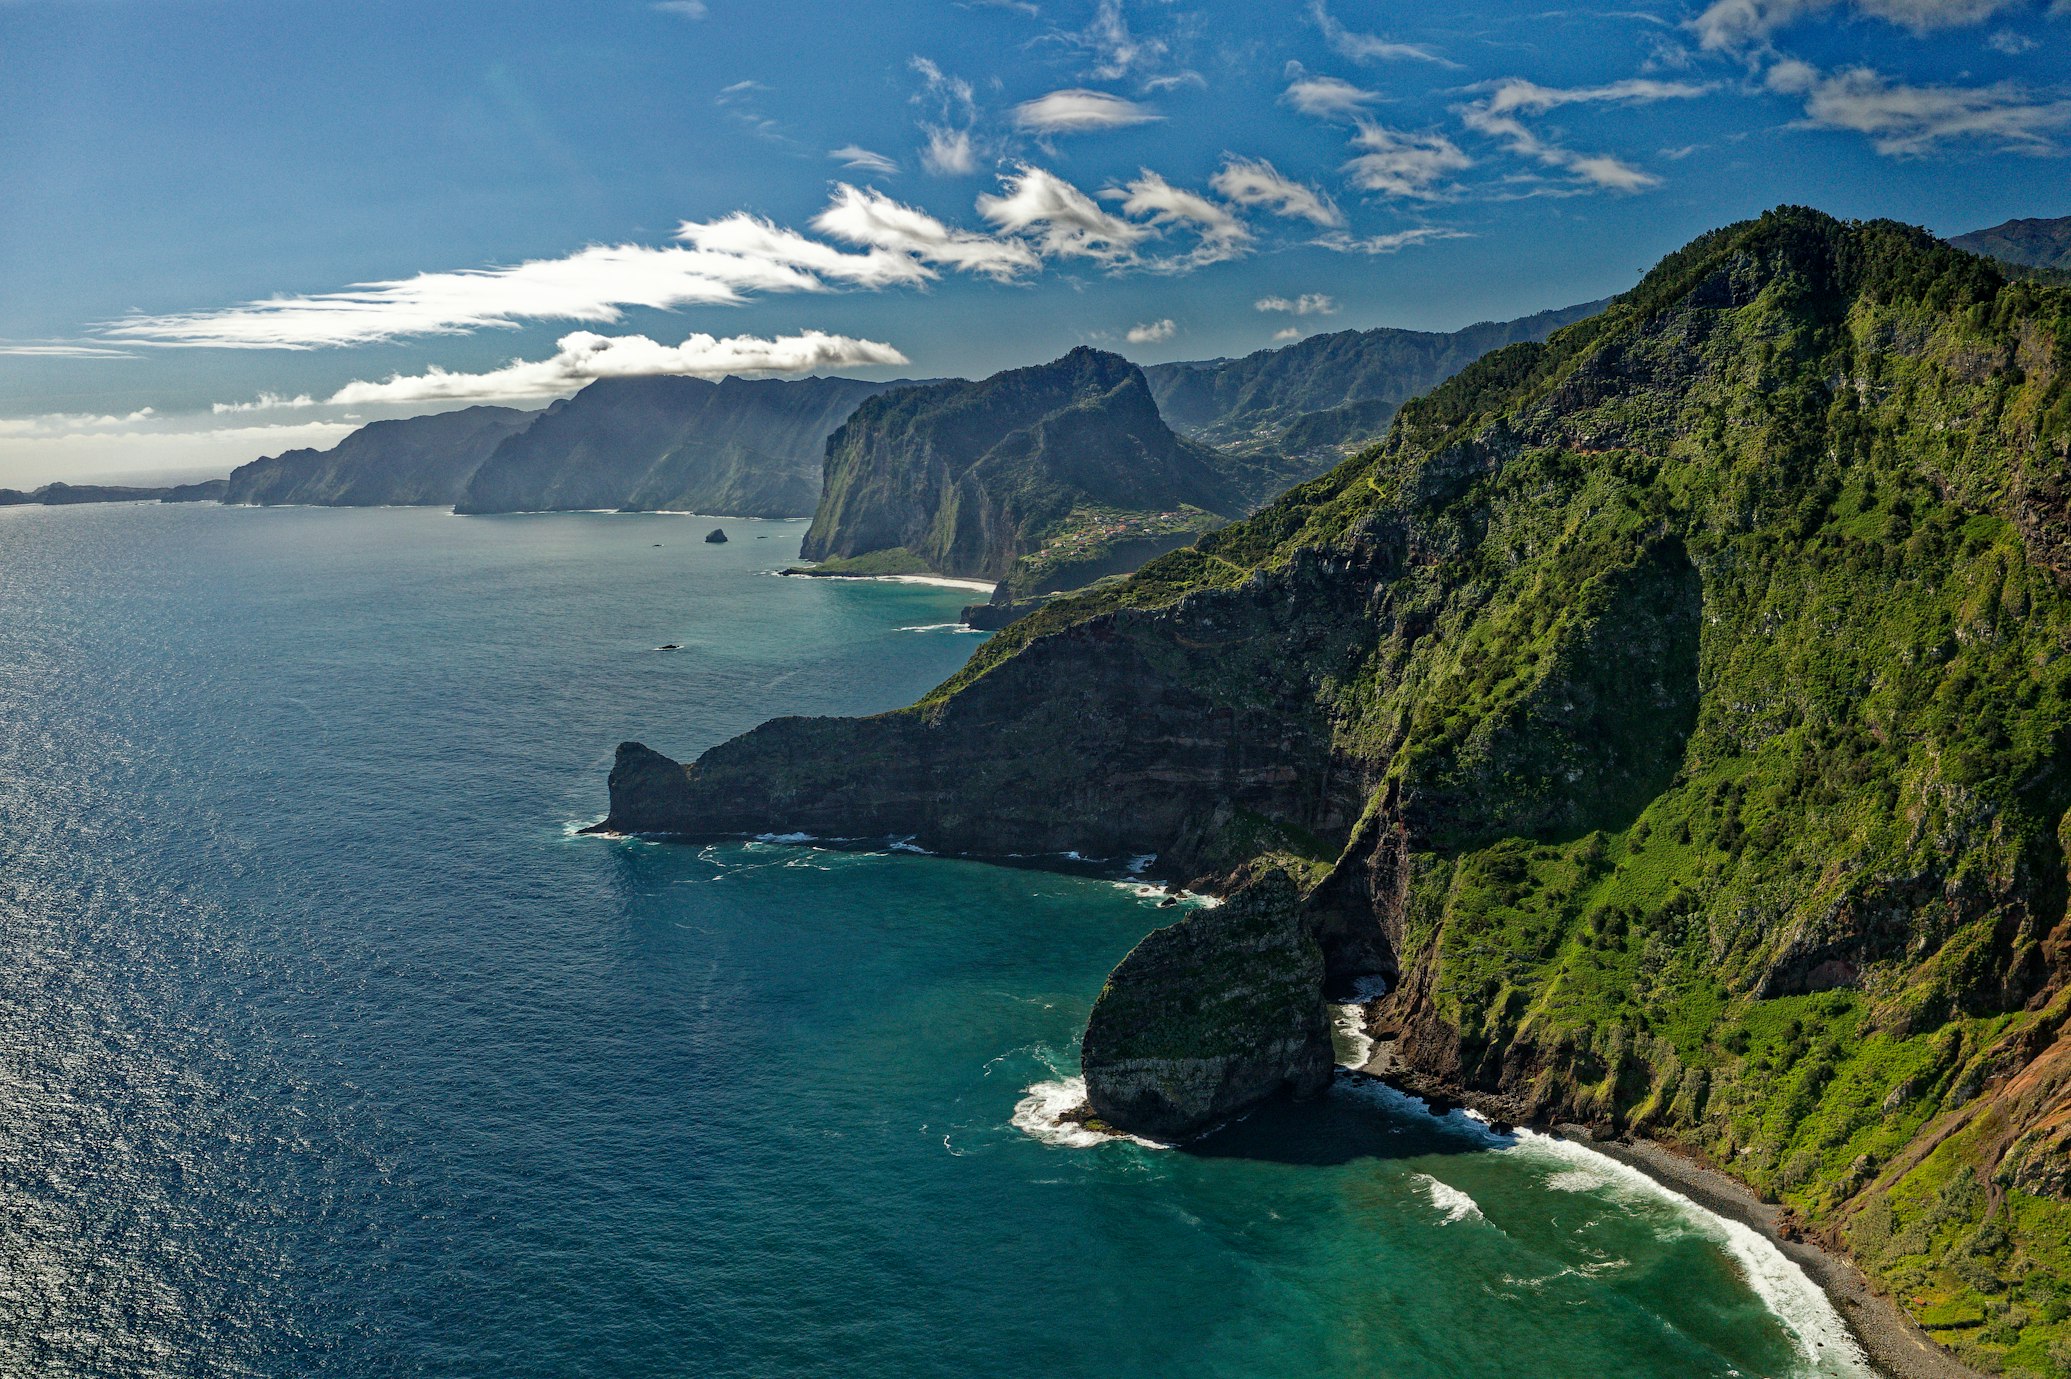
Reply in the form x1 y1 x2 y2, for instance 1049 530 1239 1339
1367 1060 1980 1379
782 568 999 594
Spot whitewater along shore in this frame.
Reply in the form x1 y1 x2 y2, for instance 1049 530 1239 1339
1365 1048 1982 1379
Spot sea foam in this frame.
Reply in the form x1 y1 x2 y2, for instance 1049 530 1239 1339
1011 1078 1167 1150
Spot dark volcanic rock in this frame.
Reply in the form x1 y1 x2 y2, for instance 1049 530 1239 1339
705 527 728 543
1081 866 1334 1141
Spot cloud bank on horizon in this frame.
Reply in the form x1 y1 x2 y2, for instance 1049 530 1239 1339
1 0 2065 481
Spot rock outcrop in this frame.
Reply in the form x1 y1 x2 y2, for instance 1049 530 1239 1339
1081 866 1334 1140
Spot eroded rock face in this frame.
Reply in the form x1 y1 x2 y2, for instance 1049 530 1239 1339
1080 867 1334 1141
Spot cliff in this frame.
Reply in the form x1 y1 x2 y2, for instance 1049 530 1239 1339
800 347 1302 596
223 405 536 506
455 374 901 517
1143 299 1605 458
597 208 2071 1372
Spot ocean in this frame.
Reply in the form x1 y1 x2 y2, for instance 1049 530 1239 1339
0 503 1872 1378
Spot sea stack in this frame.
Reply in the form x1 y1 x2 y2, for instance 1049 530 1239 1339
704 528 728 544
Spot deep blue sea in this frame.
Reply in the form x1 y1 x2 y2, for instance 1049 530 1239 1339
0 504 1874 1378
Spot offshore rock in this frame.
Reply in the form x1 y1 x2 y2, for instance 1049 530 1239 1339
1081 866 1333 1141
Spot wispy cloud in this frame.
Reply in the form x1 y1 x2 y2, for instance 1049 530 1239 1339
0 343 139 358
1309 0 1453 66
1316 226 1469 254
812 184 1040 279
1691 0 2023 51
1282 73 1383 121
910 56 985 175
1255 293 1338 315
1126 318 1176 343
1767 58 2071 154
652 0 707 16
922 126 980 175
1273 326 1303 341
977 165 1153 259
1457 78 1708 191
1210 157 1344 227
211 392 316 414
829 145 900 175
316 330 909 407
0 408 159 435
1012 88 1162 133
1343 121 1474 199
1106 170 1251 268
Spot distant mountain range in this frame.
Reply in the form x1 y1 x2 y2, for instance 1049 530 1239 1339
0 479 224 506
1144 299 1605 457
1949 213 2071 275
801 347 1306 596
453 375 900 517
222 406 537 506
219 376 906 517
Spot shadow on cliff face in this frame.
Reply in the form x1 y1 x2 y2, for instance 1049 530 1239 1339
1183 1074 1516 1167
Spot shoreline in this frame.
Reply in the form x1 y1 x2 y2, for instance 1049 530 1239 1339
1366 1059 1980 1379
782 568 999 593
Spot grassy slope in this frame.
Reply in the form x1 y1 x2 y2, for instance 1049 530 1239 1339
934 209 2071 1372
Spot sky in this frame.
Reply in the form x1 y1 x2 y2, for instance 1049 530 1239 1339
0 0 2066 485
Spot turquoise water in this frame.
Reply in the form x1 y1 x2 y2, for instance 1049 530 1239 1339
0 504 1872 1378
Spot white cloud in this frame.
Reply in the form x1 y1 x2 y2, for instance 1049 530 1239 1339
1344 121 1474 199
1458 78 1708 191
1316 226 1469 254
1692 0 2022 50
1987 28 2038 52
1080 0 1167 81
0 343 139 358
1273 326 1303 341
1012 88 1162 133
1106 170 1251 267
1283 74 1383 121
811 184 1040 279
977 165 1153 260
921 125 980 175
1125 318 1176 343
1209 157 1344 227
1255 293 1339 315
910 57 984 175
211 392 316 414
1309 0 1451 65
829 145 900 174
652 0 707 15
101 236 884 350
1768 59 2071 153
323 329 910 407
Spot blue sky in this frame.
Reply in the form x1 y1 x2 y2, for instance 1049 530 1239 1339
1 0 2066 483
